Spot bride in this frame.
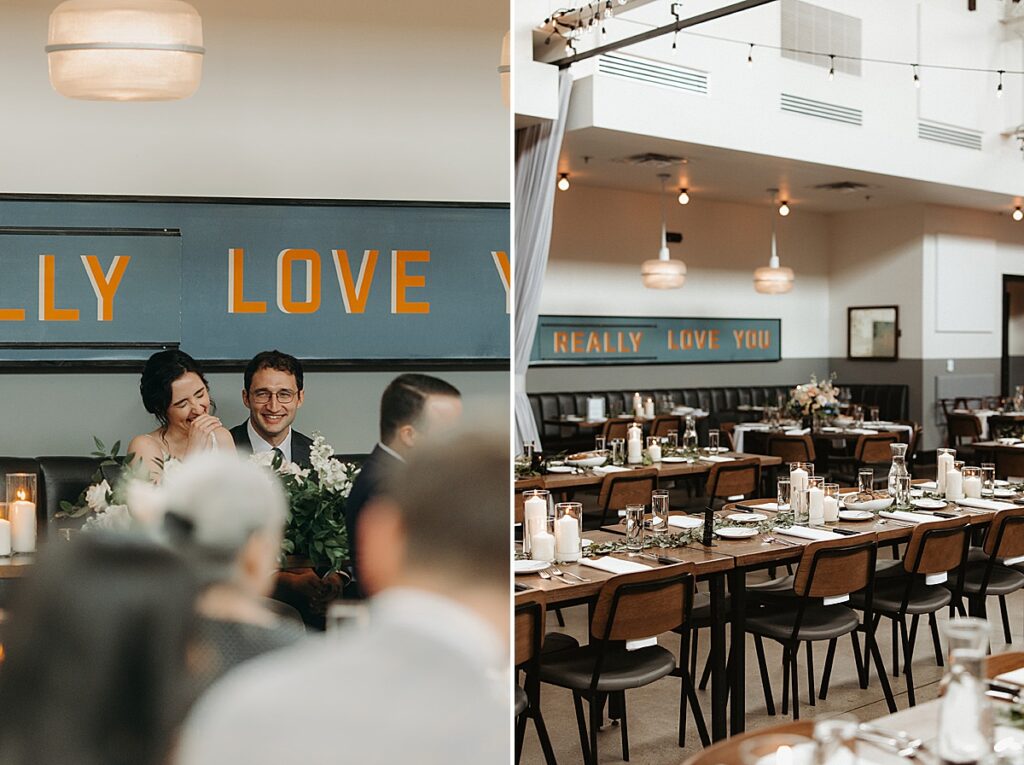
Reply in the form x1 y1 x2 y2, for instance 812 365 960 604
128 350 234 481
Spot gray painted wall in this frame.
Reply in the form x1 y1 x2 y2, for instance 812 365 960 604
0 370 509 458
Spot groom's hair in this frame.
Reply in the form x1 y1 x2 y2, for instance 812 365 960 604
379 374 461 442
243 350 304 392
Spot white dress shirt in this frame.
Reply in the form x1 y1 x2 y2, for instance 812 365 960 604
247 420 292 463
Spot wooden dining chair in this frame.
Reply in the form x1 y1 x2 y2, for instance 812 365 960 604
745 534 895 720
849 515 970 706
718 422 736 452
704 458 761 508
515 591 557 765
946 412 982 455
894 420 923 474
986 650 1024 678
831 433 898 487
989 415 1021 442
766 434 816 464
538 564 700 765
681 720 813 765
596 468 658 527
650 415 681 439
600 419 631 443
995 448 1024 482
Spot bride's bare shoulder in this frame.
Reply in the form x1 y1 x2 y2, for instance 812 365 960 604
127 431 163 458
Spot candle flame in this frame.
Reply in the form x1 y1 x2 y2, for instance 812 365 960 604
15 490 25 502
777 745 793 765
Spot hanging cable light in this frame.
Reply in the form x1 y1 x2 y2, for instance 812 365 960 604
641 174 687 289
46 0 204 101
754 193 794 294
557 173 571 191
677 187 689 205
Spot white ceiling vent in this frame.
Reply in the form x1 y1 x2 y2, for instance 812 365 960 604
598 52 708 95
780 0 862 77
780 93 862 126
611 153 688 168
918 119 983 151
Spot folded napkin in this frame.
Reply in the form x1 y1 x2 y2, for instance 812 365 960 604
1014 442 1024 449
785 428 810 436
917 481 938 490
593 465 632 477
996 667 1024 687
579 556 652 575
668 515 704 529
776 526 845 542
846 428 879 435
820 426 842 433
956 498 1017 512
743 502 779 512
701 455 735 463
880 510 937 524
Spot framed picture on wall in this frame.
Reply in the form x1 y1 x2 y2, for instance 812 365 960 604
848 305 899 360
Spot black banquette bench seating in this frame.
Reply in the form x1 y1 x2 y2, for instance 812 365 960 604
527 384 910 452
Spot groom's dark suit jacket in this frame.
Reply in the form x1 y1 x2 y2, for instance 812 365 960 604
345 444 404 597
230 422 314 470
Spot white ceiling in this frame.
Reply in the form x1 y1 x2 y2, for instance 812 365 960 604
558 126 1024 214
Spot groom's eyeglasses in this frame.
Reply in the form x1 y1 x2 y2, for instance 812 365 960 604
250 389 296 404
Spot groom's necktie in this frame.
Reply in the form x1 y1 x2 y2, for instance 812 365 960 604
273 447 285 463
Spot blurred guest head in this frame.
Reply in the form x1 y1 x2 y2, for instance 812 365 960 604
160 451 287 598
358 430 508 633
241 350 305 446
140 349 214 430
378 374 462 457
0 534 197 765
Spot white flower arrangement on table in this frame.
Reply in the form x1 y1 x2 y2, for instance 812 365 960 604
787 373 841 419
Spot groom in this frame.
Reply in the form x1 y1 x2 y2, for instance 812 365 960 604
230 350 313 468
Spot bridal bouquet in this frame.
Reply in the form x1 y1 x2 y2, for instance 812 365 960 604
249 432 360 571
787 373 840 419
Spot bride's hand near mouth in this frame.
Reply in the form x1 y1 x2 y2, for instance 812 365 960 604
186 414 233 455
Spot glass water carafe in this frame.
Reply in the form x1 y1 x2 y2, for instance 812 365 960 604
682 416 698 452
937 618 993 765
887 443 909 498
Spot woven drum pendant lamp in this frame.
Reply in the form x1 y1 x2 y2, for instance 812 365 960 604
753 212 794 294
640 174 686 289
46 0 205 101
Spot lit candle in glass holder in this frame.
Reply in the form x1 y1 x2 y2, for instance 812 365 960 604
6 474 36 554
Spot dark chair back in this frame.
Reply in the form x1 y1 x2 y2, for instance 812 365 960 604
984 507 1024 560
793 535 878 598
902 516 971 575
590 564 694 642
855 434 898 464
515 591 546 667
37 456 102 526
600 419 631 442
995 448 1024 481
705 459 761 502
946 413 982 447
767 435 815 464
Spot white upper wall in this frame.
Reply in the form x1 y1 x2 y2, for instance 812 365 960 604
0 0 510 202
541 184 832 358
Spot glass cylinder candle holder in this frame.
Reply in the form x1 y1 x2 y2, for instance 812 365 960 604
895 475 912 510
624 505 646 554
651 490 670 530
594 435 607 453
792 488 810 526
666 429 679 452
823 483 841 523
808 475 825 490
789 462 810 494
646 436 662 463
981 463 996 496
610 438 625 466
530 517 556 563
962 467 983 499
953 460 966 473
6 473 36 555
521 489 551 558
523 442 534 463
936 447 957 495
858 469 874 494
777 477 791 511
554 502 583 563
707 429 720 454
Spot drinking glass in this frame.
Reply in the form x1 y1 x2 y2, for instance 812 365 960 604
777 477 791 510
852 404 864 428
858 468 874 493
554 502 583 563
594 435 606 452
982 463 996 496
651 490 670 530
327 601 370 635
869 406 880 422
666 429 679 451
610 438 625 466
523 442 534 463
624 505 646 554
792 488 810 525
895 475 912 509
707 429 720 454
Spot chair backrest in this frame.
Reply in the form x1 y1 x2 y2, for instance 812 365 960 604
597 468 658 513
515 591 546 667
984 507 1024 560
37 456 102 526
995 448 1024 481
894 420 922 459
514 477 545 525
902 516 971 575
590 563 694 642
855 434 897 464
705 458 761 501
650 416 681 439
767 434 815 464
946 413 982 446
793 535 878 598
717 423 736 451
988 416 1020 442
601 419 631 442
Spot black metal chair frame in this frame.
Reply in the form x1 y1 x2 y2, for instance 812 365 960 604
515 598 557 765
952 512 1024 645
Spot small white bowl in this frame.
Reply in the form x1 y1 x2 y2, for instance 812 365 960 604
566 455 606 468
843 496 894 513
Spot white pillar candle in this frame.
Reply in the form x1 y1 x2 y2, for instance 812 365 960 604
791 467 808 494
531 531 555 563
554 515 581 562
964 476 982 499
809 487 824 526
648 444 662 463
627 423 643 442
10 500 36 553
0 519 11 556
937 452 954 495
644 398 655 419
823 496 839 523
945 469 964 501
523 496 546 555
633 392 643 417
627 439 643 464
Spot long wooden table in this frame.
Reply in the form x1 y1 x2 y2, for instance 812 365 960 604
517 489 1009 741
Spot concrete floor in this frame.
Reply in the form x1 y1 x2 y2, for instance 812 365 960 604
519 585 1022 765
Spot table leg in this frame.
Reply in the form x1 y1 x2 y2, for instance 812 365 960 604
729 567 747 735
710 573 727 742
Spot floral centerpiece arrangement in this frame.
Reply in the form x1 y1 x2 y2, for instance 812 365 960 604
57 438 144 532
787 373 841 425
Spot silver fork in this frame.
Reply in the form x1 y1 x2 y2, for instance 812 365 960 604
537 569 572 585
550 566 590 582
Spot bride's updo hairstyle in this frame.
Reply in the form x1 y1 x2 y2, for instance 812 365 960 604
140 350 212 427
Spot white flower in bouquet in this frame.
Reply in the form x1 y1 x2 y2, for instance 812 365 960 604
83 503 132 532
278 461 310 482
84 480 111 512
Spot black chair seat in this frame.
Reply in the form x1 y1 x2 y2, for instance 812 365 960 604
949 562 1024 596
542 631 580 655
539 643 677 692
745 604 861 642
850 579 952 615
515 685 528 716
746 574 796 600
875 559 905 579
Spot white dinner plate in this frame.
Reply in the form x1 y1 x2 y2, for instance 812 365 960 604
996 480 1011 487
661 456 691 463
994 488 1017 498
545 465 574 474
514 560 549 574
715 527 758 539
912 498 948 510
838 510 873 521
727 513 768 523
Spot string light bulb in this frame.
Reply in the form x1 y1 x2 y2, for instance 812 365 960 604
998 70 1005 98
678 188 689 205
778 200 790 217
827 54 835 81
557 173 570 191
604 0 612 18
1014 207 1023 222
747 43 754 68
912 64 920 88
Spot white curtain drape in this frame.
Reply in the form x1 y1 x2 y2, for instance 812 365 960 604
514 70 573 453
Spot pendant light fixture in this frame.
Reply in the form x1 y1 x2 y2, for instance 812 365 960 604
754 191 794 294
641 174 687 289
46 0 204 101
